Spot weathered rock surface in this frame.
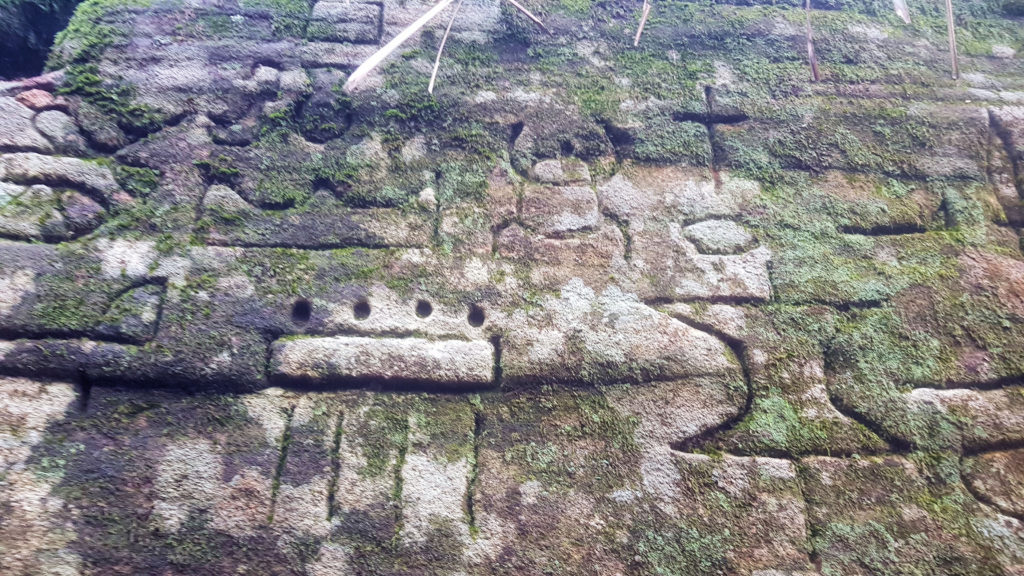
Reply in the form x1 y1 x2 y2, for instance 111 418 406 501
964 448 1024 519
271 336 496 388
0 0 1023 573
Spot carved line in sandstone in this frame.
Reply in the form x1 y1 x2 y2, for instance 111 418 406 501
267 404 296 523
960 452 1024 524
326 409 344 520
0 277 167 344
660 309 754 455
989 108 1024 200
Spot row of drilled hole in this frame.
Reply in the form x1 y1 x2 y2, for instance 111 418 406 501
291 299 485 327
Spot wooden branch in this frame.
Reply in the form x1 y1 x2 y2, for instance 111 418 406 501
893 0 911 24
504 0 550 33
945 0 959 79
805 0 820 82
634 0 651 47
429 0 464 94
343 0 457 93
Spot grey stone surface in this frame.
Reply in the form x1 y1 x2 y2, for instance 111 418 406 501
684 219 758 254
0 97 52 153
522 185 600 237
0 153 122 203
271 335 496 387
0 0 1023 573
33 110 86 154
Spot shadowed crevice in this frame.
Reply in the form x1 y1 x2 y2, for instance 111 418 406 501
268 405 296 524
959 453 1024 523
326 410 345 520
466 405 484 537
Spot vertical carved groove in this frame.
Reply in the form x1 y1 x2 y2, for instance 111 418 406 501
489 334 501 383
75 369 92 413
466 404 484 538
326 410 345 520
795 459 823 572
990 109 1024 199
704 86 721 180
390 416 410 544
268 405 296 524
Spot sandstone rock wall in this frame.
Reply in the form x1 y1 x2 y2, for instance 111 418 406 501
0 0 1023 573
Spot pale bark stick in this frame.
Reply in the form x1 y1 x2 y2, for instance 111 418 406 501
893 0 911 24
945 0 959 79
505 0 550 33
428 0 464 94
805 0 820 82
343 0 457 93
634 0 651 47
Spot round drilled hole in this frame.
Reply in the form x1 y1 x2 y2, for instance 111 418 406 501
291 299 312 323
467 304 485 327
353 299 371 320
415 300 433 318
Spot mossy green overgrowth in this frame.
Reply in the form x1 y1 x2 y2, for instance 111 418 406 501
56 64 165 137
247 130 320 207
805 455 1007 576
25 389 306 575
939 184 988 244
909 9 1024 56
614 49 710 104
825 307 981 450
767 226 895 305
299 91 354 143
97 283 161 331
380 59 443 126
31 253 112 331
491 387 641 494
351 395 411 478
763 302 840 351
231 248 318 297
103 197 195 237
194 155 241 185
47 0 150 67
629 522 730 576
436 160 489 205
442 122 503 164
632 116 711 166
728 387 881 456
436 40 503 91
239 0 310 37
831 306 950 389
113 164 161 197
255 116 498 211
401 395 477 463
550 43 709 123
555 0 591 16
726 100 945 178
745 171 989 307
813 521 916 576
170 272 218 324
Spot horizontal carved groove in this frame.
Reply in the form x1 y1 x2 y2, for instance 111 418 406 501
838 223 930 236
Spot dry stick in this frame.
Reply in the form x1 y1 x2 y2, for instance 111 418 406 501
505 0 550 34
804 0 820 82
429 0 465 94
634 0 651 47
343 0 457 93
945 0 959 79
893 0 911 24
